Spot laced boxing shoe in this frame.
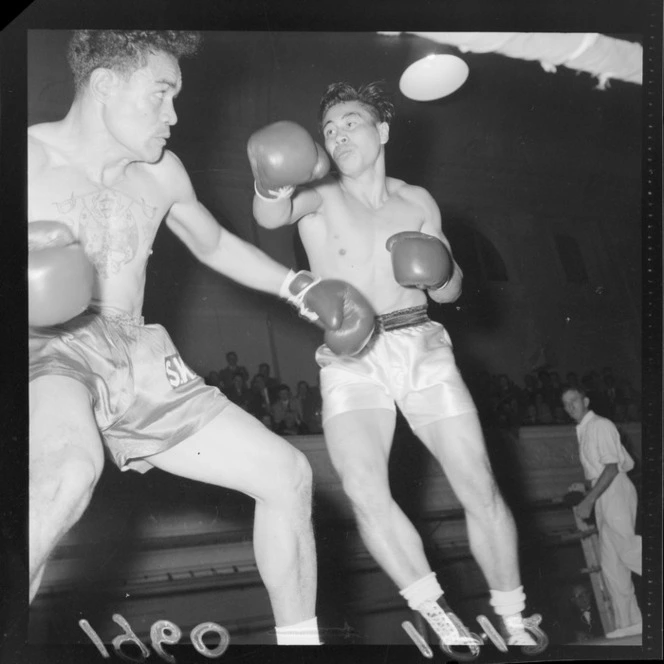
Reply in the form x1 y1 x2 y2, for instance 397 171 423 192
419 597 481 651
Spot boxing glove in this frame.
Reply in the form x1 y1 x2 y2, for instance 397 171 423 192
386 231 453 290
248 121 330 200
280 270 375 356
29 220 94 327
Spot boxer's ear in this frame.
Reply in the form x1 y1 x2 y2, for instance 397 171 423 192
89 68 119 103
378 122 390 145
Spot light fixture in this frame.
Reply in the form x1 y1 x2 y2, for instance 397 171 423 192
399 52 469 101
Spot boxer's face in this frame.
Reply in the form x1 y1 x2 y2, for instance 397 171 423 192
321 101 389 175
103 51 182 163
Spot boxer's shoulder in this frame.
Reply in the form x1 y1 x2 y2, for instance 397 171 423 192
137 149 193 198
28 121 55 143
388 178 433 204
28 123 59 174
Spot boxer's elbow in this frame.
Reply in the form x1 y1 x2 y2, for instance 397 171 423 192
430 283 462 304
429 269 463 303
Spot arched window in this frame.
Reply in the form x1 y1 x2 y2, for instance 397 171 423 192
554 234 589 284
446 224 508 282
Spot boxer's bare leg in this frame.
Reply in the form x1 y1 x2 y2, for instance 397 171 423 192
414 409 521 592
29 376 105 602
147 403 316 627
323 408 433 588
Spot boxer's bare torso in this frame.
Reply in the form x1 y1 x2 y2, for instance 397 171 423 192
298 175 442 315
28 125 181 318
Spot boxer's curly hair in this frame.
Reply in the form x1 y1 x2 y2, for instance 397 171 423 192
67 30 202 92
318 81 395 129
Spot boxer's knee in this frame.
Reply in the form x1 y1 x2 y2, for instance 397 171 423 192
456 469 504 519
31 445 103 523
268 448 313 511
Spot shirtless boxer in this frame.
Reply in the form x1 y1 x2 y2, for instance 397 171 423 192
28 32 374 646
249 82 544 650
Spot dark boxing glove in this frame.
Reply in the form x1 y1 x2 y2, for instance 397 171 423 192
280 270 375 356
248 121 330 201
386 231 453 290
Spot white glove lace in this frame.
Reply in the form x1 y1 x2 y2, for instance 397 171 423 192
279 270 321 322
254 181 295 202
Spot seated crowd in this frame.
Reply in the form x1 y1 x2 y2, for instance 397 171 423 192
205 351 323 435
207 353 640 434
467 366 641 429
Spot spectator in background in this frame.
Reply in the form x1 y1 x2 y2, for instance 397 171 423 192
616 378 640 422
603 374 619 420
226 372 251 411
293 381 323 434
271 384 303 430
534 392 554 424
557 579 603 642
219 351 249 391
276 410 309 436
519 373 538 419
205 370 221 390
548 372 568 423
248 374 273 427
493 374 522 429
561 387 642 639
537 370 559 415
259 362 280 401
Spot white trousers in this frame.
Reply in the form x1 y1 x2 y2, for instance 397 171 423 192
595 472 642 629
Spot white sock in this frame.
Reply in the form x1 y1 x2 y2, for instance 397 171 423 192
489 587 537 645
275 616 321 645
399 572 444 610
489 585 526 617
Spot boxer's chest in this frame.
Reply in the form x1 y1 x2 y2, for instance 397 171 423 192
317 193 424 273
29 165 168 278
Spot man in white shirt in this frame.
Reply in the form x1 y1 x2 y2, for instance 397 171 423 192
561 387 642 638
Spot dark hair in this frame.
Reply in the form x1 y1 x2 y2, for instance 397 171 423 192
318 81 395 129
562 386 587 399
67 30 202 91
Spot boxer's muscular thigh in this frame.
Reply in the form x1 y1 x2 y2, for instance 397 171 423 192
30 375 104 486
29 374 104 579
323 408 396 492
147 402 311 502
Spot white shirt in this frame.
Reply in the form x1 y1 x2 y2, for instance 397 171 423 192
576 410 635 482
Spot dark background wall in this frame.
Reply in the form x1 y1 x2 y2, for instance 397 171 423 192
27 30 642 390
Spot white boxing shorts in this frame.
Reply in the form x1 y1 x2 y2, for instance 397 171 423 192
315 305 477 430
